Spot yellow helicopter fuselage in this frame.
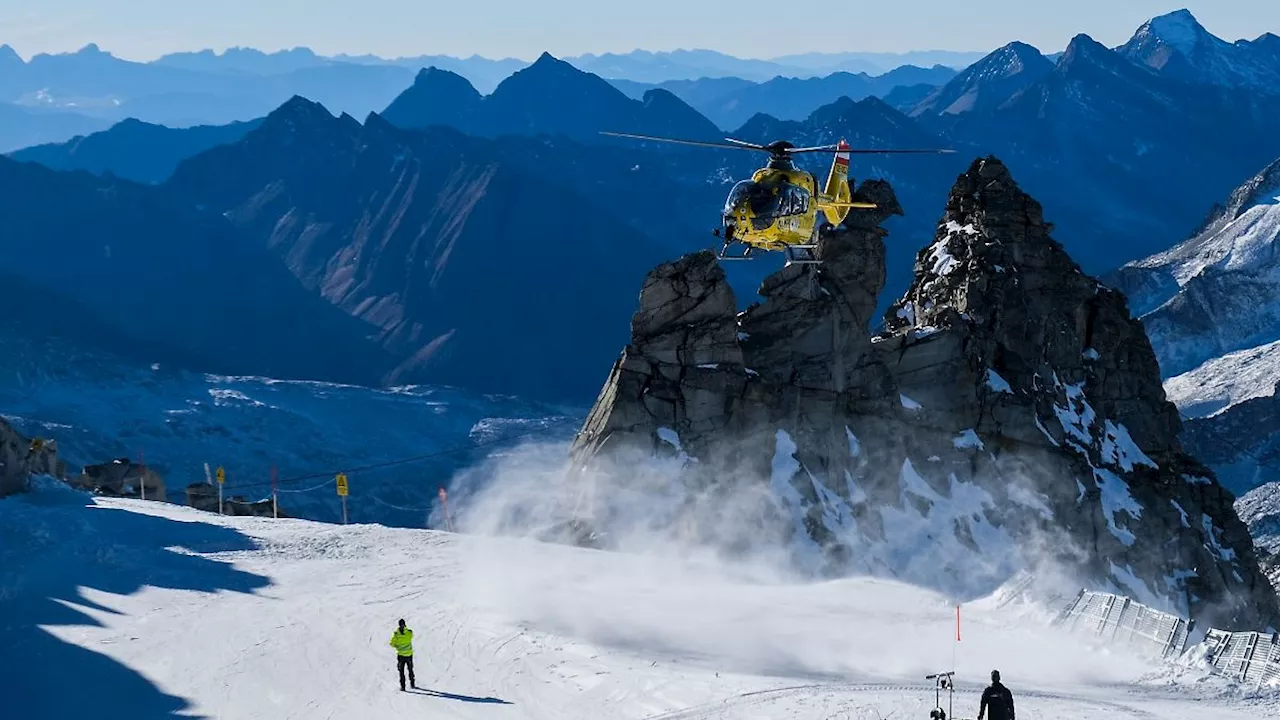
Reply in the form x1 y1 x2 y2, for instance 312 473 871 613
599 130 949 266
720 147 860 259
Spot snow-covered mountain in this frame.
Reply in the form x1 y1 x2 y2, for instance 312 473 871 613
910 42 1053 117
3 482 1274 719
1109 157 1280 494
1113 157 1280 378
0 326 578 526
1164 340 1280 419
1119 10 1280 93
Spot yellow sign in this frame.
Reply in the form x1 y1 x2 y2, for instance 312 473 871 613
336 473 349 497
216 467 226 484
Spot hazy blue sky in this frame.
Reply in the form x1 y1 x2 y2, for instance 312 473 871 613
2 1 1278 61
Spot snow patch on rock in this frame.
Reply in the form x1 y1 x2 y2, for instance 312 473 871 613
1094 469 1144 547
985 369 1014 394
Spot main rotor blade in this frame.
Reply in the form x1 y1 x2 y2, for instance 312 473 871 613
600 131 771 152
825 202 880 209
723 137 772 151
788 145 958 155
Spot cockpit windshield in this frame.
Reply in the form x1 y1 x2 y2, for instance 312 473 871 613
724 178 784 217
724 177 810 224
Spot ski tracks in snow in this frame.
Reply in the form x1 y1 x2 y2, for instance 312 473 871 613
640 683 1165 720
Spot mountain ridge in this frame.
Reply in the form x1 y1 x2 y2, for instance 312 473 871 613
163 96 719 401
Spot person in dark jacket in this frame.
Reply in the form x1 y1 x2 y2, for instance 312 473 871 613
979 670 1014 720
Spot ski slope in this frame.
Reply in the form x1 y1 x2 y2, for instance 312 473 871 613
3 480 1275 720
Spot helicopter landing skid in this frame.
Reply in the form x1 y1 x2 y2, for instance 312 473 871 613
784 244 821 267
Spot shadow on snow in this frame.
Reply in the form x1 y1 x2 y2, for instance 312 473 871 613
0 484 270 719
409 687 514 705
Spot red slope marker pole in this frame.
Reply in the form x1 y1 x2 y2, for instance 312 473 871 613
438 487 453 532
271 464 278 519
139 450 146 501
956 605 961 642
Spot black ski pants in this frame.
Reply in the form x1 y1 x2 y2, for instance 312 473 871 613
397 655 415 689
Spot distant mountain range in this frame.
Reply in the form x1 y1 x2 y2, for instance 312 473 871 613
6 9 1280 412
612 65 959 129
0 41 977 149
151 46 988 86
383 54 722 142
1 90 729 402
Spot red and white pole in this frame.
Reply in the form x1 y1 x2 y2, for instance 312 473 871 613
271 464 278 519
438 487 453 532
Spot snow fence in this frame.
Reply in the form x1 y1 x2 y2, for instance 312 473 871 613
1203 629 1280 688
1053 590 1190 659
1054 589 1280 686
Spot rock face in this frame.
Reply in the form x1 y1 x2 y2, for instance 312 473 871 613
569 157 1280 631
1236 483 1280 597
0 420 66 496
1166 347 1280 494
74 458 167 502
186 482 283 517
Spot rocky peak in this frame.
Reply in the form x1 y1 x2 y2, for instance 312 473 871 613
1252 33 1280 56
638 88 722 140
500 51 585 87
567 155 1280 630
413 67 482 98
1058 34 1119 71
883 156 1180 455
252 96 360 150
75 43 108 57
1120 10 1280 89
911 42 1052 116
0 44 22 66
1216 157 1280 223
1135 10 1211 55
981 42 1053 78
382 67 484 131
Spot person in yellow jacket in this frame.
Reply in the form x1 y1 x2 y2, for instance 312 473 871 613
389 618 416 691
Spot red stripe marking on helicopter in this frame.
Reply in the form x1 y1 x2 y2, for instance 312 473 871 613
835 156 850 167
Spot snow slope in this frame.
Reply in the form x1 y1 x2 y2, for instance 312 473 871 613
4 480 1275 720
1164 339 1280 418
0 330 578 525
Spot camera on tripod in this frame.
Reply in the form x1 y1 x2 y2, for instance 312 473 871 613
925 671 956 720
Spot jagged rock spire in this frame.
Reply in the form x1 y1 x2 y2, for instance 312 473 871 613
567 157 1280 630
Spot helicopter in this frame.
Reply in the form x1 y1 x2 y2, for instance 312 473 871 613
602 131 955 266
